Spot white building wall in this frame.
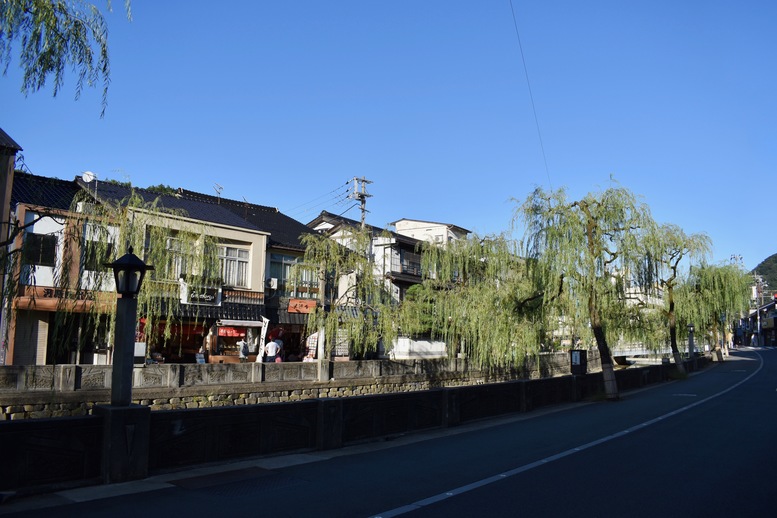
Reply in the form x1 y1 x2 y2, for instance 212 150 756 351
386 336 447 359
80 222 119 292
393 219 468 246
21 212 66 287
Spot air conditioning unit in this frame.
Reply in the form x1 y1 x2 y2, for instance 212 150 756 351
76 202 95 213
266 277 278 290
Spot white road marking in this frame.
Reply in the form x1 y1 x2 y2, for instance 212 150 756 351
370 353 764 518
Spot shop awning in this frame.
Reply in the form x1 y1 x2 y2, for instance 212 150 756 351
217 317 269 328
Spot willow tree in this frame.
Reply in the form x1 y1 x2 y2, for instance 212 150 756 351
0 0 131 116
17 185 220 362
644 224 711 372
295 227 398 359
517 185 656 400
676 262 751 355
398 234 543 370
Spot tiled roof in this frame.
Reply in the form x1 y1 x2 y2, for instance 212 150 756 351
11 172 80 211
176 189 316 251
82 179 263 232
0 127 22 152
307 210 380 233
308 210 419 245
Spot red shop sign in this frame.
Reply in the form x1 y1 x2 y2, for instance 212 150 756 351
218 326 246 338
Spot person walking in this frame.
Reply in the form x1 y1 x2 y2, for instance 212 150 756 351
265 338 280 363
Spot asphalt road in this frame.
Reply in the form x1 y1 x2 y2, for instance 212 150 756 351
4 347 776 517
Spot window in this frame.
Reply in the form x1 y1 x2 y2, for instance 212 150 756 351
219 246 249 287
269 253 318 298
163 237 190 281
82 242 114 272
24 233 57 267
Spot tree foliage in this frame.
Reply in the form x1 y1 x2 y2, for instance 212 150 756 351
398 234 542 369
676 262 751 348
0 0 131 116
752 253 777 299
517 184 656 399
643 223 711 370
295 227 397 358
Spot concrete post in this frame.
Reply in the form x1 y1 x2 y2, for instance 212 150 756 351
94 404 151 483
99 284 151 483
111 296 137 406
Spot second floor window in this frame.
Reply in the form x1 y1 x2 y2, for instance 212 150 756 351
220 246 249 287
163 237 191 281
269 253 318 299
24 233 57 267
83 242 114 272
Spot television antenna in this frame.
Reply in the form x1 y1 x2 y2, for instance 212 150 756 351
82 171 98 198
214 183 223 204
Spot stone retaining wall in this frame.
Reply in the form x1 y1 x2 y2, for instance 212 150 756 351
0 351 603 420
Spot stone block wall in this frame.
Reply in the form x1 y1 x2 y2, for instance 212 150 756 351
0 351 603 420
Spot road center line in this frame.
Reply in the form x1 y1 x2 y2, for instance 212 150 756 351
370 353 764 518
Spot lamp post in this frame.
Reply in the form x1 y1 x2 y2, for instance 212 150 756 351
105 246 153 406
96 246 153 484
688 323 695 369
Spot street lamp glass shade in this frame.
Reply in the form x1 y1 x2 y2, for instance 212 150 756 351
105 247 154 297
687 324 695 333
116 269 142 294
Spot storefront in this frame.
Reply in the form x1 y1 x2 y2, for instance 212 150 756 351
263 298 315 361
139 278 267 362
206 318 269 363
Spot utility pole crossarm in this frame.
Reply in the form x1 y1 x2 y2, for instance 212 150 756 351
349 177 373 229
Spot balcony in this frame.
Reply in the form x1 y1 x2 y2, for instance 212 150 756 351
390 252 422 279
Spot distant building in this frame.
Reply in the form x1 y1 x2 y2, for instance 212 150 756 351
175 188 321 355
391 218 470 246
3 171 324 365
307 210 426 303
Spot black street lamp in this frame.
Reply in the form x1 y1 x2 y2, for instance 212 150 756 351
96 246 154 484
105 246 153 406
108 246 152 298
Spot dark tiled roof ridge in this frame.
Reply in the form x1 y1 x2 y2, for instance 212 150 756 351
77 178 264 232
15 170 70 184
314 210 420 244
176 188 279 213
176 188 314 251
0 127 22 151
11 171 81 211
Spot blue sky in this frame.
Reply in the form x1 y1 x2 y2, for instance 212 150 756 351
2 1 775 270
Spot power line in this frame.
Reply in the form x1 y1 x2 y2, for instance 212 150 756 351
508 0 553 191
337 203 360 218
286 195 351 220
283 182 351 219
284 180 350 214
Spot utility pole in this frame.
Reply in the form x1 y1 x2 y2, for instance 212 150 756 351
349 177 372 229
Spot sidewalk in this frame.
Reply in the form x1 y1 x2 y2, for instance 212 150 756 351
2 352 738 515
0 394 596 515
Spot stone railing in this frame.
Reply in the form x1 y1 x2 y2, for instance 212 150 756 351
0 351 603 420
0 351 602 393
